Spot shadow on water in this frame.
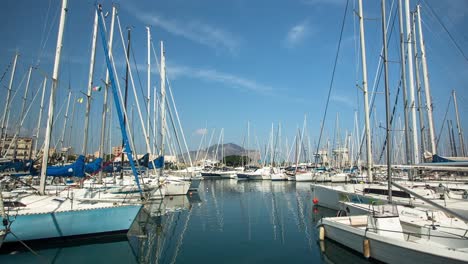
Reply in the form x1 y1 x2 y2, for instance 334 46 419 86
0 180 377 263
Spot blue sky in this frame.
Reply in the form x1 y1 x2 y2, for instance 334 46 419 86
0 0 467 159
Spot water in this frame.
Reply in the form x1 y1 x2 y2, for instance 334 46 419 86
0 180 372 263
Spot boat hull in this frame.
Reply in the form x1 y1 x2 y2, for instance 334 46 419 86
320 218 468 264
3 205 142 243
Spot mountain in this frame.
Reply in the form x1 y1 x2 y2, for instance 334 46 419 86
179 143 260 163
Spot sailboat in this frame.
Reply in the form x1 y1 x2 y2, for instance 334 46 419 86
1 2 144 245
317 1 468 262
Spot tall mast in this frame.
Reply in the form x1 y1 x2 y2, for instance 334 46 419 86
153 86 157 155
398 0 411 167
357 0 373 182
1 53 19 154
453 90 466 156
59 89 72 152
98 5 116 182
159 41 166 177
33 77 47 158
121 28 131 179
416 4 436 155
404 0 419 164
381 0 392 202
82 10 99 156
13 66 33 159
40 0 68 195
146 26 151 151
412 11 427 160
65 95 76 163
448 120 457 156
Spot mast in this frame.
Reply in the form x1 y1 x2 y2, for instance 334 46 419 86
121 27 131 179
398 0 411 167
448 120 457 156
1 53 19 154
416 4 437 155
146 26 151 151
412 11 427 160
33 77 47 158
159 41 166 177
65 95 76 163
153 86 157 155
453 90 466 156
97 5 142 196
82 10 99 157
40 0 68 195
404 0 419 164
357 0 373 182
13 66 33 159
381 0 392 202
59 89 72 152
98 5 116 183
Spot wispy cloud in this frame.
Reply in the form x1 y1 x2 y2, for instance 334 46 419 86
331 93 355 108
126 6 240 54
167 63 273 94
194 128 208 135
284 19 312 48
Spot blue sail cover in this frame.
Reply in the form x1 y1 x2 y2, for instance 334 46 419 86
148 156 164 169
432 154 456 163
0 159 33 173
85 158 103 174
103 164 122 173
44 155 86 177
138 153 149 167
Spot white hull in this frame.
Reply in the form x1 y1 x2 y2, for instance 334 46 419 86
163 180 190 196
319 216 468 264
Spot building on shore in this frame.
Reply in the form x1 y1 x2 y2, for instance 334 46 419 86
0 136 33 160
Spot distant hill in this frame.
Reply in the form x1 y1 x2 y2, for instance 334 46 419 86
179 143 260 163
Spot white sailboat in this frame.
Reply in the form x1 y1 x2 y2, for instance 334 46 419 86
1 2 142 245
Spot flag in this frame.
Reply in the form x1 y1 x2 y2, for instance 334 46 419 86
93 85 102 92
77 97 84 103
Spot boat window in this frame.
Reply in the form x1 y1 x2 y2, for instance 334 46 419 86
363 188 411 198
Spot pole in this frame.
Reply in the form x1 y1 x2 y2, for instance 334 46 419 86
159 41 166 178
452 90 466 156
121 28 131 179
398 0 412 169
416 4 437 155
412 11 427 161
59 89 72 153
33 77 47 158
382 0 391 202
358 0 373 182
146 26 151 152
82 10 99 157
404 0 419 164
13 66 33 159
1 53 19 154
98 5 116 183
448 120 457 156
40 0 68 195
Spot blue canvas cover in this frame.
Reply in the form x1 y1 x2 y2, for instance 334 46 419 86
138 153 149 167
85 158 103 174
148 156 164 169
39 155 86 177
0 159 33 172
103 164 122 173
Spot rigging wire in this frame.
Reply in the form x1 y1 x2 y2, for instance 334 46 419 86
435 94 452 149
421 0 468 62
355 0 398 164
313 0 350 166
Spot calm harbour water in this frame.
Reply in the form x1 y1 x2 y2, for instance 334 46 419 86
0 180 372 263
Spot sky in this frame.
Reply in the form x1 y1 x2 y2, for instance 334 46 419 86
0 0 467 161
